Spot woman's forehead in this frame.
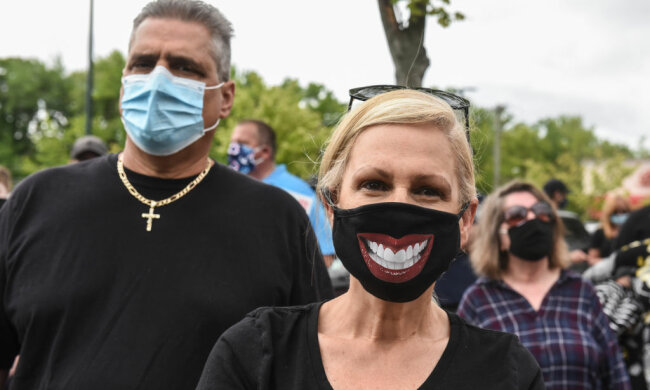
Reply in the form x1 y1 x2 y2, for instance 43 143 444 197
503 191 538 208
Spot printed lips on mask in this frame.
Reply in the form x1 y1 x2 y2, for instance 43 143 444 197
121 65 223 156
330 201 468 303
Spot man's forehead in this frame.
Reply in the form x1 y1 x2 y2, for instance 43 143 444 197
232 124 260 144
128 18 217 67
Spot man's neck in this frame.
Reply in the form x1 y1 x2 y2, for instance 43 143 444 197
250 161 276 180
121 139 211 179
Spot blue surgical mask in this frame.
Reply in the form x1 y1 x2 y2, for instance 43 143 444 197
227 142 263 174
121 66 223 156
611 213 629 226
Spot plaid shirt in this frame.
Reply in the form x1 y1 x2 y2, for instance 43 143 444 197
458 270 631 390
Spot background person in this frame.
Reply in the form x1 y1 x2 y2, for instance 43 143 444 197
0 1 331 388
458 180 631 389
228 119 335 267
69 135 108 162
588 191 632 264
197 89 543 389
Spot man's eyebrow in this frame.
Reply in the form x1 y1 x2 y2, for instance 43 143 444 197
165 54 204 71
127 53 158 65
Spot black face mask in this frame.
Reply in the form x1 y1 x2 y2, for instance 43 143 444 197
507 219 554 261
331 201 467 303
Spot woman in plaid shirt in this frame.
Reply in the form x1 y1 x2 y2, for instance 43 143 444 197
458 180 631 390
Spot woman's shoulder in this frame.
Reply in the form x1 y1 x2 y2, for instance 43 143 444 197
225 302 321 339
444 313 543 389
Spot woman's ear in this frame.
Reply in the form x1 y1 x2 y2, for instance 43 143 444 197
319 188 337 227
459 198 478 250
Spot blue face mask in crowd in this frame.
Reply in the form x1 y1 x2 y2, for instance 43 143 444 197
227 142 263 174
610 213 629 226
121 65 224 156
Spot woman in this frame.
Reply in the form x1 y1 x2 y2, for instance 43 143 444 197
589 192 632 264
196 89 543 389
457 180 631 390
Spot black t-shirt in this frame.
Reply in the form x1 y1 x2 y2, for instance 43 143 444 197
197 302 544 389
0 154 333 389
589 228 615 258
616 205 650 249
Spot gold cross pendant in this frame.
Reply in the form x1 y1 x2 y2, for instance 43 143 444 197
141 203 160 232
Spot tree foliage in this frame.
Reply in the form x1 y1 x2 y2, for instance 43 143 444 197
0 53 643 220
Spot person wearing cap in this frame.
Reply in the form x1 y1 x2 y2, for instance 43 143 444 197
0 1 332 388
69 135 109 162
543 178 570 209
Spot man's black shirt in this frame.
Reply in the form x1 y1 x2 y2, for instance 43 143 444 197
0 154 332 389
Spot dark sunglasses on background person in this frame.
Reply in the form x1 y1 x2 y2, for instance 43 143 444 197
503 201 554 227
347 85 471 142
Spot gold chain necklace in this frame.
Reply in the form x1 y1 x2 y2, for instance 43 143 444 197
117 154 213 232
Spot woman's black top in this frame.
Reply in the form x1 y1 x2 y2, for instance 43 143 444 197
196 302 544 389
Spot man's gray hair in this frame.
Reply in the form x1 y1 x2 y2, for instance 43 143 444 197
130 0 233 82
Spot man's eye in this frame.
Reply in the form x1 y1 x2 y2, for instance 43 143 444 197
131 62 154 72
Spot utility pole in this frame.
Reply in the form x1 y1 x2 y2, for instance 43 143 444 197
493 105 505 189
84 0 94 135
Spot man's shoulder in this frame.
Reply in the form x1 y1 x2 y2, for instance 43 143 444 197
264 165 315 196
214 164 311 218
12 156 111 197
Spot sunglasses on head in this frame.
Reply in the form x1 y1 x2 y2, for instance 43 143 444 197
347 85 471 142
503 201 554 227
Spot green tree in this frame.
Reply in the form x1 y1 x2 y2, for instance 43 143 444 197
0 57 73 179
213 68 345 179
378 0 464 86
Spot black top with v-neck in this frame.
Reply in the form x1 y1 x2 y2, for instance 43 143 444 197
196 301 544 389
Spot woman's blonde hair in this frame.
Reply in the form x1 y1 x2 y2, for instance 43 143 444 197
317 89 475 207
600 191 631 239
470 180 570 279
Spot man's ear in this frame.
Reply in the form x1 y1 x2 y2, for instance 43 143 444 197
218 81 235 118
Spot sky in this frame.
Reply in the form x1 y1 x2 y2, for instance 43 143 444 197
1 0 648 150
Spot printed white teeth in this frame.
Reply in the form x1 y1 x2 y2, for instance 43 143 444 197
364 238 428 270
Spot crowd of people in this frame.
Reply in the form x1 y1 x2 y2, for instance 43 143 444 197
1 0 649 389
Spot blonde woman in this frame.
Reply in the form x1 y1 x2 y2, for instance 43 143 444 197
197 89 543 389
458 180 631 390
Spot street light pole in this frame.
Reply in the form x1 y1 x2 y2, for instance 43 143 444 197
493 105 505 189
84 0 94 135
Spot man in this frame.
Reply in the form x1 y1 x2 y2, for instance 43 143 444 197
228 120 336 267
0 1 332 389
543 178 570 209
543 178 589 266
70 135 108 162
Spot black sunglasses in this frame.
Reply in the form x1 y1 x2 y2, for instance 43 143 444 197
348 85 471 141
503 201 554 227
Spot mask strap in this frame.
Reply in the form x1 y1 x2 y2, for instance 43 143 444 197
204 118 220 132
204 82 225 90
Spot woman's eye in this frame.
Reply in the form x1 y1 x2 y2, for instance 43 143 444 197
361 180 388 192
415 187 442 197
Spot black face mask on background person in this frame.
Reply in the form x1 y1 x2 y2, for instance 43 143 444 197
331 201 468 303
507 218 554 261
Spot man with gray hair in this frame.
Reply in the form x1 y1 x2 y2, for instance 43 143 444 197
0 1 332 388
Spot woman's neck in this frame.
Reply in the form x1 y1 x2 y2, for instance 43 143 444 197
503 256 559 284
320 279 446 342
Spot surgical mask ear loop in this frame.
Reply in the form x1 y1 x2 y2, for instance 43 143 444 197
200 82 225 132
